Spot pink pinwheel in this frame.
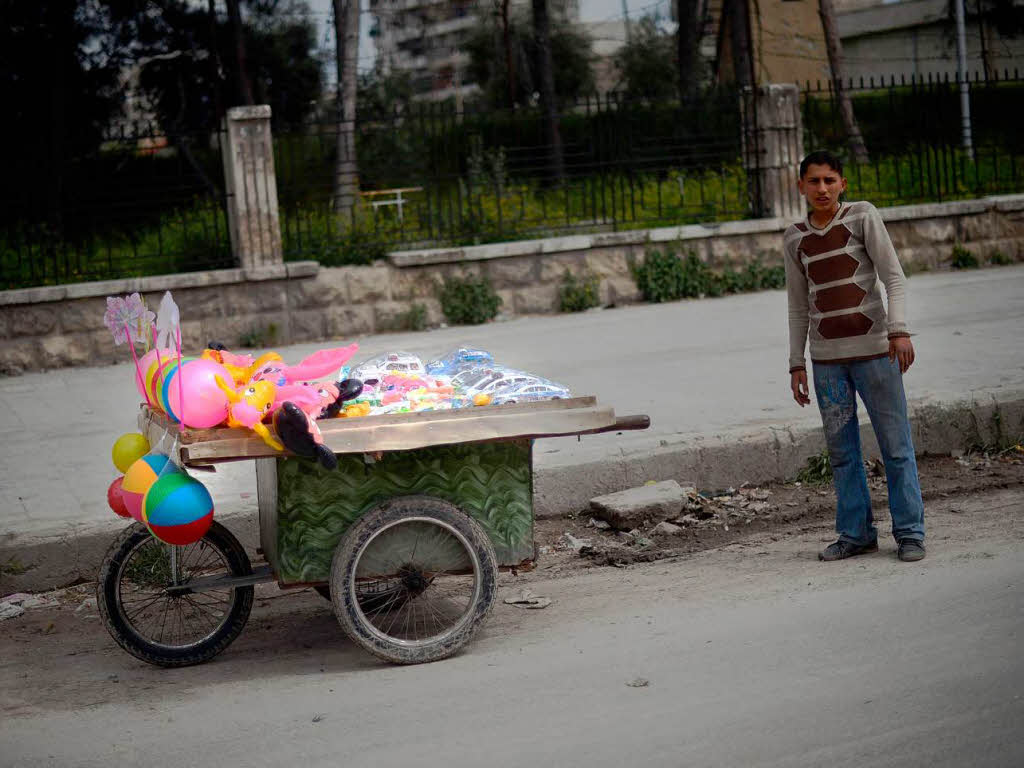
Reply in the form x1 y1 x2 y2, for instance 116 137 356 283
103 293 155 347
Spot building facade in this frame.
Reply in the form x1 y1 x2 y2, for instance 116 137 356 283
837 0 1024 83
369 0 580 100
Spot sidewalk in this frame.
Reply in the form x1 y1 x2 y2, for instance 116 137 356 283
2 265 1023 591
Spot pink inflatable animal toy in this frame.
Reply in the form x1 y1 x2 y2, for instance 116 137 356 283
250 345 359 388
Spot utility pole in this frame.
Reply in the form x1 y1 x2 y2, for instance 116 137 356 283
954 0 975 160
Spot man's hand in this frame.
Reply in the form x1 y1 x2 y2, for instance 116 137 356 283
889 336 915 374
791 370 810 407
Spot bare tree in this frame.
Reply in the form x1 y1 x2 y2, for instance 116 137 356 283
531 0 564 183
818 0 869 164
225 0 254 105
332 0 360 215
676 0 700 101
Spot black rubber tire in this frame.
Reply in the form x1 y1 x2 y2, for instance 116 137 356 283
97 521 254 667
330 496 497 665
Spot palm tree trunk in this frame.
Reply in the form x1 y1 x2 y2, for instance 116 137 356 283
333 0 360 216
818 0 869 164
531 0 564 183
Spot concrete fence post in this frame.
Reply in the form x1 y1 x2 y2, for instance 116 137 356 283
741 84 805 221
221 105 283 270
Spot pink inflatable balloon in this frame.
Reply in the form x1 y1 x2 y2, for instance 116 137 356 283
163 358 231 428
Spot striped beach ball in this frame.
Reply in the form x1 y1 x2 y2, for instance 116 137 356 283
142 473 214 546
121 454 178 523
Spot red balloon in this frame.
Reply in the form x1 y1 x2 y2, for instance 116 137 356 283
107 476 131 518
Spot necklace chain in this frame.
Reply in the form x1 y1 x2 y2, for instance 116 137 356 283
809 203 841 231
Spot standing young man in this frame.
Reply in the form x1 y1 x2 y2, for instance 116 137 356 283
784 150 926 562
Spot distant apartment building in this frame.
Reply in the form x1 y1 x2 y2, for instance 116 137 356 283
369 0 580 100
837 0 1024 83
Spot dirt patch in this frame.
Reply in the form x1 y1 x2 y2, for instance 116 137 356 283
532 451 1024 570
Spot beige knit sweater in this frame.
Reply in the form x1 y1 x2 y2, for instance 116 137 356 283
784 201 910 372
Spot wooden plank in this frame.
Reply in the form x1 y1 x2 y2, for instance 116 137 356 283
181 404 617 463
139 396 599 445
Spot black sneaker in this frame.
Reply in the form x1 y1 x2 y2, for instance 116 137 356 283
819 539 879 561
897 539 926 562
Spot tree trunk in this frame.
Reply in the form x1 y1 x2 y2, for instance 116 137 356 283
818 0 869 164
333 0 360 216
224 0 253 105
207 0 226 120
531 0 564 183
676 0 700 102
726 0 753 89
500 0 516 108
977 0 992 79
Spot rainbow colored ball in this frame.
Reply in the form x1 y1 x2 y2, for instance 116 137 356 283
121 454 178 523
142 473 214 546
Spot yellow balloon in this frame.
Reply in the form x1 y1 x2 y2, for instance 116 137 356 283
112 433 151 473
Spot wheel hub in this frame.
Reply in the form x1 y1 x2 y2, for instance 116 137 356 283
398 564 429 596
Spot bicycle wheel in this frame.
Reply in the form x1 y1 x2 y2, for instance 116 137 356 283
330 496 497 664
97 521 254 667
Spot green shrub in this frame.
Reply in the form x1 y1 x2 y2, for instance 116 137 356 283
951 243 979 269
239 323 279 349
632 248 786 302
559 270 601 312
439 276 502 325
404 302 428 331
988 249 1012 266
796 450 833 485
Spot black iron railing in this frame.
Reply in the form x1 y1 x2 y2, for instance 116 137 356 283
801 70 1024 207
0 123 233 291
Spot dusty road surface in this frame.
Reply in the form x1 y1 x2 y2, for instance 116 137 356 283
2 483 1022 768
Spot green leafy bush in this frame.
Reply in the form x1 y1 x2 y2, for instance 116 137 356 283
796 450 833 485
404 303 428 331
951 242 979 269
988 249 1012 266
239 323 280 349
559 270 601 312
631 248 786 302
439 276 502 325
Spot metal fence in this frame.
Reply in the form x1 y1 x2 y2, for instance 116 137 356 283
801 70 1024 207
274 90 748 263
5 71 1023 290
0 124 233 291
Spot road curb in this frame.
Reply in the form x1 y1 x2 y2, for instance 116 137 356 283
3 394 1022 594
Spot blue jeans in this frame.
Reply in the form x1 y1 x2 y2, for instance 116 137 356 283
812 356 925 545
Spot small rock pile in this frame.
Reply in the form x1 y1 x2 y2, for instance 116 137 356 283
574 479 790 559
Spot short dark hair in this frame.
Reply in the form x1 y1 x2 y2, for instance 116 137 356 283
800 151 843 178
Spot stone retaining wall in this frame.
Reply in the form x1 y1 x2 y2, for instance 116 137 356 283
1 194 1021 374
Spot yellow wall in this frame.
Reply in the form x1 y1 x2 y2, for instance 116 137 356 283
752 0 831 86
719 0 831 87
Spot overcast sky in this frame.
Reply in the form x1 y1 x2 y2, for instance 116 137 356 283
305 0 670 76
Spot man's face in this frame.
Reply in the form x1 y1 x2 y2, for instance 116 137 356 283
798 163 847 214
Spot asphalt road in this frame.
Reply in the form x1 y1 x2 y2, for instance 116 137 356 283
2 489 1022 767
2 265 1023 541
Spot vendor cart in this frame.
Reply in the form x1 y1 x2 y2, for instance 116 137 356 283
97 398 649 667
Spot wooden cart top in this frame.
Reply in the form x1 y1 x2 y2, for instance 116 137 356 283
138 398 649 467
